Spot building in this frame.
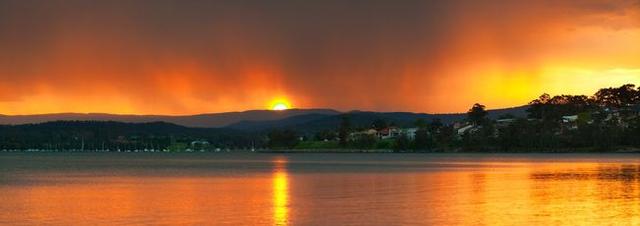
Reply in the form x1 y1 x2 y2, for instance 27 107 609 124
456 124 475 135
495 118 516 128
191 140 210 150
350 127 419 140
376 127 401 139
561 115 579 131
401 128 419 140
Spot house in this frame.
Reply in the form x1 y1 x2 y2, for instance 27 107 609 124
350 127 418 140
456 124 475 135
562 115 578 122
495 118 516 128
376 127 401 139
349 129 377 140
561 115 578 130
191 140 210 150
453 122 467 130
401 128 419 140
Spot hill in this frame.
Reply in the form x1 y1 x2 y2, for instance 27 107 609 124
0 109 340 128
0 106 528 132
226 106 529 132
0 121 256 150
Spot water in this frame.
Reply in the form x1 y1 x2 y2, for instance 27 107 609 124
1 153 640 225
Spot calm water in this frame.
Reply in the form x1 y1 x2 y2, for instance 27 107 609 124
1 153 640 225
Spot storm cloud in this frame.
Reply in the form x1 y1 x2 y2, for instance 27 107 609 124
0 0 638 114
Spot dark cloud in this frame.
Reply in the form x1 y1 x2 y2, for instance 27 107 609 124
0 0 638 114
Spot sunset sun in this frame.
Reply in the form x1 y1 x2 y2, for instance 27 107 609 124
270 99 291 111
272 103 288 111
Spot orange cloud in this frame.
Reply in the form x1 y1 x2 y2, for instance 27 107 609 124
0 0 638 115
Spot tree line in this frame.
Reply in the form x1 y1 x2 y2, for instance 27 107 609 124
4 84 640 152
268 84 640 152
0 121 261 151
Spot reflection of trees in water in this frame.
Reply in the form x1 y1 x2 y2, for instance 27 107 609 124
530 164 640 181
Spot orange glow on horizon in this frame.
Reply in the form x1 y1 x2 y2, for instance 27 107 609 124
0 1 639 115
269 98 292 111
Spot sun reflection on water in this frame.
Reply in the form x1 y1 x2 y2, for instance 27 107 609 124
4 155 640 225
272 157 289 226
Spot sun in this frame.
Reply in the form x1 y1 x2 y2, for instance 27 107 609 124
273 103 289 111
270 99 292 111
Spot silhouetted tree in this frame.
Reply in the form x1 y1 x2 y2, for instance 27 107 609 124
338 115 351 147
414 118 427 129
372 119 388 130
467 103 488 125
527 93 552 119
393 134 410 152
413 118 433 150
593 84 639 108
429 118 443 133
435 125 455 147
268 129 299 149
413 128 434 150
314 130 337 141
352 134 377 149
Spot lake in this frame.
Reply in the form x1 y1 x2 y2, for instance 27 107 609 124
1 153 640 225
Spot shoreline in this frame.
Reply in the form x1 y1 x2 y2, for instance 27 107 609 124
2 147 639 154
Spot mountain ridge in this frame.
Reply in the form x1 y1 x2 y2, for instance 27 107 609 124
0 108 341 128
0 106 528 129
225 106 529 132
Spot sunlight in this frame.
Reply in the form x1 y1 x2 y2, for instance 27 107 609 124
272 158 289 226
269 98 292 111
273 103 288 111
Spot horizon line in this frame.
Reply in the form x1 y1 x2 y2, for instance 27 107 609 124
0 105 530 117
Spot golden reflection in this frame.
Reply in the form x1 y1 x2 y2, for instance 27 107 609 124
460 163 640 225
5 158 640 225
272 157 290 226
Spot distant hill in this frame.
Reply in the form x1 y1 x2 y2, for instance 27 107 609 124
0 120 212 135
226 106 529 132
0 106 530 149
0 106 528 131
0 121 258 150
0 109 341 128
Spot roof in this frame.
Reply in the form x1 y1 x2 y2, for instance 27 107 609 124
457 125 475 134
562 115 578 122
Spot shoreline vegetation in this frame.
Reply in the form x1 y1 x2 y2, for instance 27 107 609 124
3 84 640 153
2 147 640 153
264 148 640 153
264 84 640 153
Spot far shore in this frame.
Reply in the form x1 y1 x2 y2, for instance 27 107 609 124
260 147 640 153
2 147 640 153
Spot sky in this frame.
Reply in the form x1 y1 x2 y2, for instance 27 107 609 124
0 0 639 115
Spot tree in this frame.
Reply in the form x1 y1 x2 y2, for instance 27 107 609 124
498 113 515 119
268 129 299 149
372 118 388 130
414 118 427 129
435 125 455 147
527 93 595 129
413 128 434 150
467 103 488 125
527 93 551 119
412 118 432 150
315 130 337 141
429 118 443 133
593 84 640 108
338 115 351 147
352 134 377 149
393 134 410 152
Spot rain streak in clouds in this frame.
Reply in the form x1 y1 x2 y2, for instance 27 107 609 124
0 0 639 114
